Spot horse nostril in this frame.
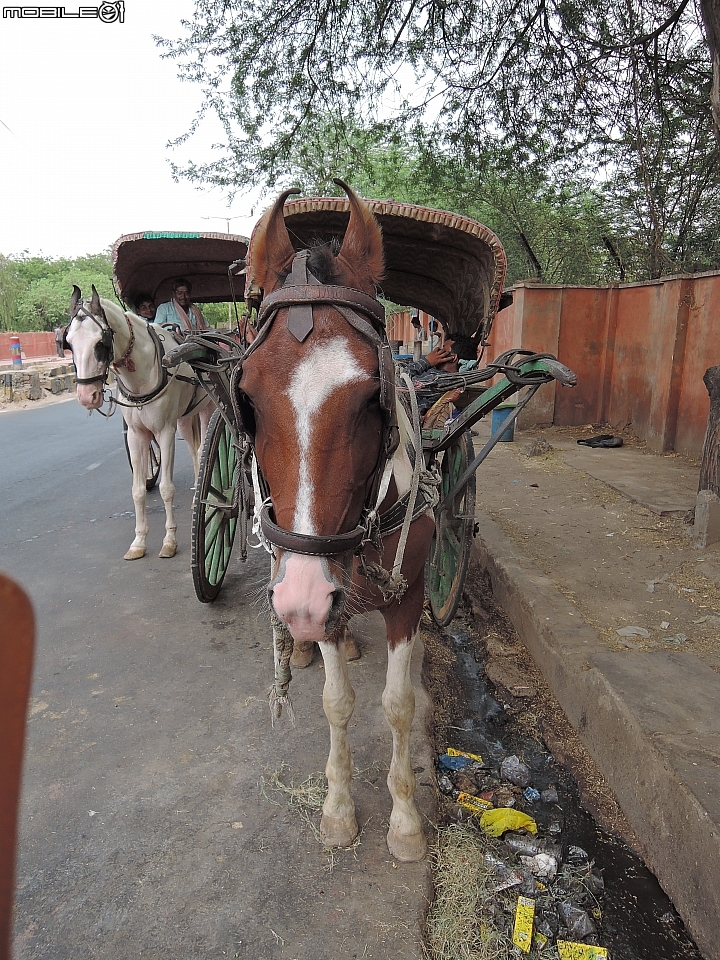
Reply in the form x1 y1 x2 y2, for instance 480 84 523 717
267 586 275 612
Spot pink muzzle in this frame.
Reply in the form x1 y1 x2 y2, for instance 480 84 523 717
270 553 344 642
76 383 104 409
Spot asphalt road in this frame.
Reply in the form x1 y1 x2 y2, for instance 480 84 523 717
1 400 432 960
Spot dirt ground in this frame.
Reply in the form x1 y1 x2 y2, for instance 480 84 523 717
470 421 720 674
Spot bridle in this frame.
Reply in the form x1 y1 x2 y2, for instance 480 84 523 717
234 249 400 558
63 300 191 408
63 299 116 387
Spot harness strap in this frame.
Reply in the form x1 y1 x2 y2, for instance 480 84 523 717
259 283 386 332
114 324 168 403
260 505 366 556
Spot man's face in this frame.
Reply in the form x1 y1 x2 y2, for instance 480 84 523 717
438 339 458 371
175 286 191 309
137 300 155 320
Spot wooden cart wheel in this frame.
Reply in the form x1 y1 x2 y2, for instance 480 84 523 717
123 418 161 491
191 409 239 603
427 431 476 627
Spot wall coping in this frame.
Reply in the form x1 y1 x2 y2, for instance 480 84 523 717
508 268 720 293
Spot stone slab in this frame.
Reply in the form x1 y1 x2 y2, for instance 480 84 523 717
551 437 699 515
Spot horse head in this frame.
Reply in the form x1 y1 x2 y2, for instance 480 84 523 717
64 285 115 409
241 180 389 642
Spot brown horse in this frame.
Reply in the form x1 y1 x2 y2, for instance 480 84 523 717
242 181 436 862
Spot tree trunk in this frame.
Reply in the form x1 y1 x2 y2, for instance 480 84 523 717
699 366 720 496
701 0 720 138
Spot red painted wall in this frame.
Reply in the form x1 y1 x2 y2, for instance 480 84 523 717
0 332 65 362
488 271 720 458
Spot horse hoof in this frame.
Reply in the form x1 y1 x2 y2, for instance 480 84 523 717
320 813 358 848
124 547 146 560
387 829 427 863
290 641 315 668
158 543 177 558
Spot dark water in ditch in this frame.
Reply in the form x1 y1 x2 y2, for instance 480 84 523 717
443 624 703 960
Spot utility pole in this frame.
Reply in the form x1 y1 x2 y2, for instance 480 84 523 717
201 215 248 327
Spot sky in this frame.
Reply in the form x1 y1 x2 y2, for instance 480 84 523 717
0 0 261 259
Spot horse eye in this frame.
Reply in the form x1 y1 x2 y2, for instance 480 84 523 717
94 343 110 363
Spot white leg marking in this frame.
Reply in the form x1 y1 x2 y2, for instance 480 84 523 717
383 630 427 861
318 637 358 847
287 338 368 535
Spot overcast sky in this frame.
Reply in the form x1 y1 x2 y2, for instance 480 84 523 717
1 1 261 259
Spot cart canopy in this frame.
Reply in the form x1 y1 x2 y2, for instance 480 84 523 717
280 198 507 341
112 231 249 308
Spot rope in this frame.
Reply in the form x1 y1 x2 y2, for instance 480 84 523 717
268 612 295 725
251 455 274 554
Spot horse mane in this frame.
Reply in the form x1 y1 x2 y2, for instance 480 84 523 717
274 238 343 287
97 298 149 329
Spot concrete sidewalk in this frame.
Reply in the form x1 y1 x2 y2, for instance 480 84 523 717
469 424 720 960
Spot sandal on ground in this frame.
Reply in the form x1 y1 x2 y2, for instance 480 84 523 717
577 434 613 446
577 434 623 448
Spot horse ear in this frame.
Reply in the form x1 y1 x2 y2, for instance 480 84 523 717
246 188 300 297
70 285 82 312
334 178 384 293
90 285 101 315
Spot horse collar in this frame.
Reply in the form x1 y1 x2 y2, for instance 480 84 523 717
113 313 136 373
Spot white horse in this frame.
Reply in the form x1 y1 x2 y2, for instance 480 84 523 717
65 285 213 560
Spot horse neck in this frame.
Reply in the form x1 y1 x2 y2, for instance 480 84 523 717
103 301 159 392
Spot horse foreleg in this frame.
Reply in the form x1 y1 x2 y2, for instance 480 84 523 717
318 635 358 847
124 424 150 560
383 625 427 862
157 428 178 558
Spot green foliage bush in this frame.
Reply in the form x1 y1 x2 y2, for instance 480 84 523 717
0 251 116 332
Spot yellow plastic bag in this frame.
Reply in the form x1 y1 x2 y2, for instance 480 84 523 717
479 808 538 837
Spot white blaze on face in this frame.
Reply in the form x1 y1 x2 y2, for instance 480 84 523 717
287 338 369 534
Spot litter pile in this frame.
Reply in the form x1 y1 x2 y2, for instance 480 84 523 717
435 748 608 958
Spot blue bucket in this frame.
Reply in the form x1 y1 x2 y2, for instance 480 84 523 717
491 404 516 442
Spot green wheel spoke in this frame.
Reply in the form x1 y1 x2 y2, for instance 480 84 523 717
192 409 241 602
207 483 228 503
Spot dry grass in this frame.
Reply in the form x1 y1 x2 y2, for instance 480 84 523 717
259 766 327 842
423 823 515 960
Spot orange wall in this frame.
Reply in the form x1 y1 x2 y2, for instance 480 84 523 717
0 332 62 361
488 272 720 458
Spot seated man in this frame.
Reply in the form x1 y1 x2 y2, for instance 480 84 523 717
133 294 156 322
154 278 209 332
403 335 479 418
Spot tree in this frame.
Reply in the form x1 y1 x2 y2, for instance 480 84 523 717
159 0 720 279
0 256 23 332
0 251 115 332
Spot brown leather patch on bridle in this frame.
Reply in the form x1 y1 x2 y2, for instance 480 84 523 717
285 250 317 342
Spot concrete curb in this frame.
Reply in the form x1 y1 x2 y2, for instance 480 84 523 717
472 513 720 960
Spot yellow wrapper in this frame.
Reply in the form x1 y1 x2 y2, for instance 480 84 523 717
456 791 493 814
446 747 483 763
557 941 609 959
512 896 535 954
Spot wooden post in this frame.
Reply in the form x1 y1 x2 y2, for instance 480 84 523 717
699 366 720 496
694 366 720 548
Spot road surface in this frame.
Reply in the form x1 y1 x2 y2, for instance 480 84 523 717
0 399 432 960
